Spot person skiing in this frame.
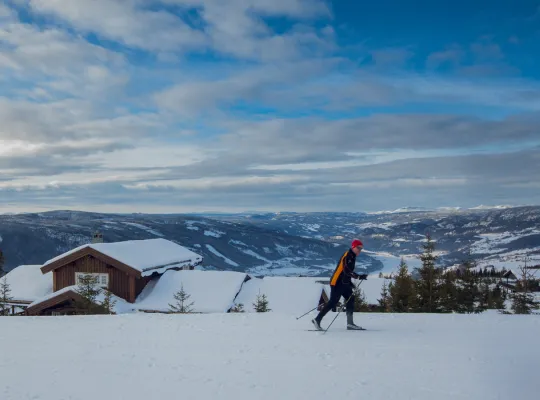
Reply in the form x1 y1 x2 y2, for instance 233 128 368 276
312 238 368 330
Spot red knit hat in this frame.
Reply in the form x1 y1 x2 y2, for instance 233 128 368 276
351 239 363 248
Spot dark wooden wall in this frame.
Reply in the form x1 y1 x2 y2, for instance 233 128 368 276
53 255 150 303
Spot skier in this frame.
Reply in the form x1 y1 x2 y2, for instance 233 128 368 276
312 238 368 330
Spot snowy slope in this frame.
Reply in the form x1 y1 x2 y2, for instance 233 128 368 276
2 265 52 301
135 270 247 313
0 313 538 400
234 276 327 314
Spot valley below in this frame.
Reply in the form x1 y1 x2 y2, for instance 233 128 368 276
1 205 539 276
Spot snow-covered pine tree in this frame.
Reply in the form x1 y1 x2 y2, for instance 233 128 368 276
511 263 539 314
101 289 117 314
0 276 13 316
75 274 105 315
377 280 390 312
169 284 195 313
388 258 416 312
456 256 484 313
413 234 442 313
253 290 271 312
0 249 5 278
439 269 459 313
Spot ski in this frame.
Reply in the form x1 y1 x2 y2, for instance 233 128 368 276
305 328 366 331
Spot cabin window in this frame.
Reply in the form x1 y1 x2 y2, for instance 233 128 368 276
75 272 109 288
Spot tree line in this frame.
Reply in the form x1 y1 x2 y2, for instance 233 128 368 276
353 235 539 315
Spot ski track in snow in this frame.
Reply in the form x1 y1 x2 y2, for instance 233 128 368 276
122 222 164 237
204 229 226 238
0 313 538 400
205 244 239 267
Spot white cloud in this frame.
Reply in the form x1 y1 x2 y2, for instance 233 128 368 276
28 0 206 53
0 1 538 213
0 20 124 77
27 0 332 60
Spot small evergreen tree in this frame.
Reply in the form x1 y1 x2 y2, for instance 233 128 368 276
101 289 117 314
0 249 5 277
413 234 442 312
456 256 484 313
388 258 416 312
478 281 493 310
230 303 245 313
492 285 506 311
253 290 271 312
439 269 459 313
352 285 369 312
169 284 195 313
511 264 539 314
0 276 13 315
75 274 106 315
377 280 391 312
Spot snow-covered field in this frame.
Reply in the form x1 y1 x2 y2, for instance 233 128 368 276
1 313 538 400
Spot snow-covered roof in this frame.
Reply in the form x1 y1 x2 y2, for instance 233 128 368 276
3 265 53 302
233 276 327 314
27 285 78 308
43 238 203 277
135 270 248 313
27 284 133 314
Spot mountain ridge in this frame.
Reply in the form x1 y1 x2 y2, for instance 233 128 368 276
1 205 539 277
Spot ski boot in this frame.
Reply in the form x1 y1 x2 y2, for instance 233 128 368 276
311 318 323 331
347 312 365 330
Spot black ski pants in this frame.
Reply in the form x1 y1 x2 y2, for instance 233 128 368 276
316 283 354 321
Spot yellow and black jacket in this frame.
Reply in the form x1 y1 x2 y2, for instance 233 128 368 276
330 249 357 287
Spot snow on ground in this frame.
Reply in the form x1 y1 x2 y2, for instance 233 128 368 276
470 229 540 255
364 250 422 275
246 259 335 277
234 276 325 314
357 221 397 230
135 270 247 313
3 265 52 301
205 244 239 266
121 222 165 237
300 223 321 232
204 229 225 238
241 248 270 262
477 256 540 272
1 312 538 400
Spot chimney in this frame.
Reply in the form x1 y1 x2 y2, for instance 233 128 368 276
92 231 103 243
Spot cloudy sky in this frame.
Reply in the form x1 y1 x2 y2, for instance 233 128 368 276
0 0 539 213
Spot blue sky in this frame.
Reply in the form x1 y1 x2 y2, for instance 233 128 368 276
0 0 539 213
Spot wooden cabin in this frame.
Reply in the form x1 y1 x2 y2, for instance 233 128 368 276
25 238 203 316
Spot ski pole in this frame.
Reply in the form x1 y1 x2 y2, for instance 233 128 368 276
323 279 364 334
296 305 320 320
